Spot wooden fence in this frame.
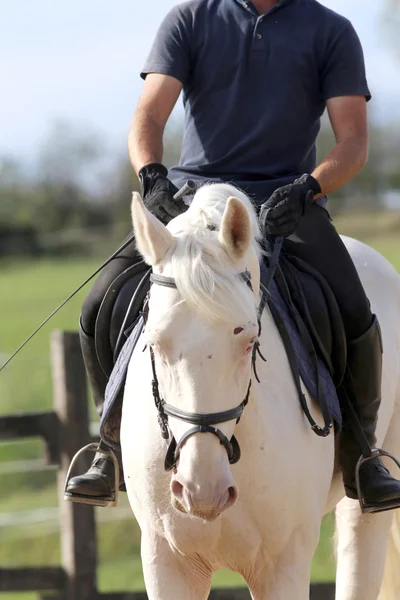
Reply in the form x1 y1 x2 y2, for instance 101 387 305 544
0 330 335 599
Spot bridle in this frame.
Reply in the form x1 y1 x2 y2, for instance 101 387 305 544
145 237 284 472
147 270 256 472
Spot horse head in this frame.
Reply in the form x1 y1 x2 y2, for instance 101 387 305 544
130 184 261 522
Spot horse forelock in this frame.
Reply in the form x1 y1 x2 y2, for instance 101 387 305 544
165 184 261 325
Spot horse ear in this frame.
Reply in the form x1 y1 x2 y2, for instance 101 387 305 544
131 192 176 265
218 196 252 263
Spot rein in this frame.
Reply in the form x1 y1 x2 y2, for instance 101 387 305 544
147 238 283 472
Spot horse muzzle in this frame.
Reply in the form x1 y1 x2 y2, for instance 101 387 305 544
170 470 238 521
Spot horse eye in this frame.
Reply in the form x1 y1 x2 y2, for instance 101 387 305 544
234 327 244 335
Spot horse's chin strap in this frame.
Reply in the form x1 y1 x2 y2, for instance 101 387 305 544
164 429 242 473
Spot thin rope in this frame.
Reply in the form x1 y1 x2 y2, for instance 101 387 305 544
0 181 196 373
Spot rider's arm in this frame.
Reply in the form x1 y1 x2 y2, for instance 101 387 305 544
128 73 183 175
129 5 191 176
311 21 370 198
311 94 368 197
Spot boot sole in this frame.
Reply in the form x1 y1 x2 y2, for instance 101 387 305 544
361 497 400 514
64 491 116 507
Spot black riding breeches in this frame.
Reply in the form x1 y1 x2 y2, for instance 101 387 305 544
81 233 138 336
81 204 372 343
282 204 372 341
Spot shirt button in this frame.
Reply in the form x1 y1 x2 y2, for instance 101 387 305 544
257 33 262 39
259 17 264 22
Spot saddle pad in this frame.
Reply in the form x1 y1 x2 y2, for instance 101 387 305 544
101 316 145 450
268 274 342 430
278 254 346 387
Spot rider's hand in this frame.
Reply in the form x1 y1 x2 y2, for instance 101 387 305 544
259 174 322 237
139 163 187 225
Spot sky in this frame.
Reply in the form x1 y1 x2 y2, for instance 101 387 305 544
1 0 398 162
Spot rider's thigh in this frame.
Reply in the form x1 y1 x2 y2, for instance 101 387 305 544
283 204 371 340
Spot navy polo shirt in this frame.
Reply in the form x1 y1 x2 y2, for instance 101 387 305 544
141 0 371 203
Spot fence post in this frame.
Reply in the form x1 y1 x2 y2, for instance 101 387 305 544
51 330 97 600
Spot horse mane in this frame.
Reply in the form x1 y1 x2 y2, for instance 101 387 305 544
167 183 262 325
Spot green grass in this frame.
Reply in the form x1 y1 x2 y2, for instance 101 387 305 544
0 257 100 415
0 213 398 597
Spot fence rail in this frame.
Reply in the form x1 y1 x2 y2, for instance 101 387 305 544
0 330 335 599
0 567 66 593
0 410 60 464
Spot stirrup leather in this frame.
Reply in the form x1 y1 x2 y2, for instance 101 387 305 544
64 443 120 508
356 448 400 514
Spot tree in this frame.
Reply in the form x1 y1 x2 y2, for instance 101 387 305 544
37 119 106 189
34 120 113 234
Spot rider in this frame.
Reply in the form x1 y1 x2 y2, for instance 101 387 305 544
66 0 400 512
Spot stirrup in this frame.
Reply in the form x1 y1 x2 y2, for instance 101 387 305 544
356 448 400 514
64 442 120 508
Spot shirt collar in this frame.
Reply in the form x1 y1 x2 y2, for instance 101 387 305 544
235 0 295 8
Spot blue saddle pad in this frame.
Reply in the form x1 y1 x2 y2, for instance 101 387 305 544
101 316 144 450
268 277 341 431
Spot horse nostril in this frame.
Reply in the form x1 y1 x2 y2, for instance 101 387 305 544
171 479 184 501
224 485 238 511
229 486 237 500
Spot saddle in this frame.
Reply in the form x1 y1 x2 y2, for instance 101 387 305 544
95 259 151 378
98 250 346 450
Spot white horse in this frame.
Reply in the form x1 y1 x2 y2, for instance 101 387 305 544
121 183 400 600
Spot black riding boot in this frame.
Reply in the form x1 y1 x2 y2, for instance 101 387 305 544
340 315 400 512
78 320 108 416
64 322 122 506
65 440 123 506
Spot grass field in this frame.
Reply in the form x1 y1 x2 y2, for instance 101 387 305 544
0 211 399 598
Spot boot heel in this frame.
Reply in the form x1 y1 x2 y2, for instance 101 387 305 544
356 448 400 514
64 443 120 507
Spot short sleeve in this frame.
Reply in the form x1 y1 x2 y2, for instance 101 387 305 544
321 22 371 102
140 6 192 85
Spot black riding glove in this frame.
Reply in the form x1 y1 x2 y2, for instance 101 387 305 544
259 174 322 237
139 162 187 225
